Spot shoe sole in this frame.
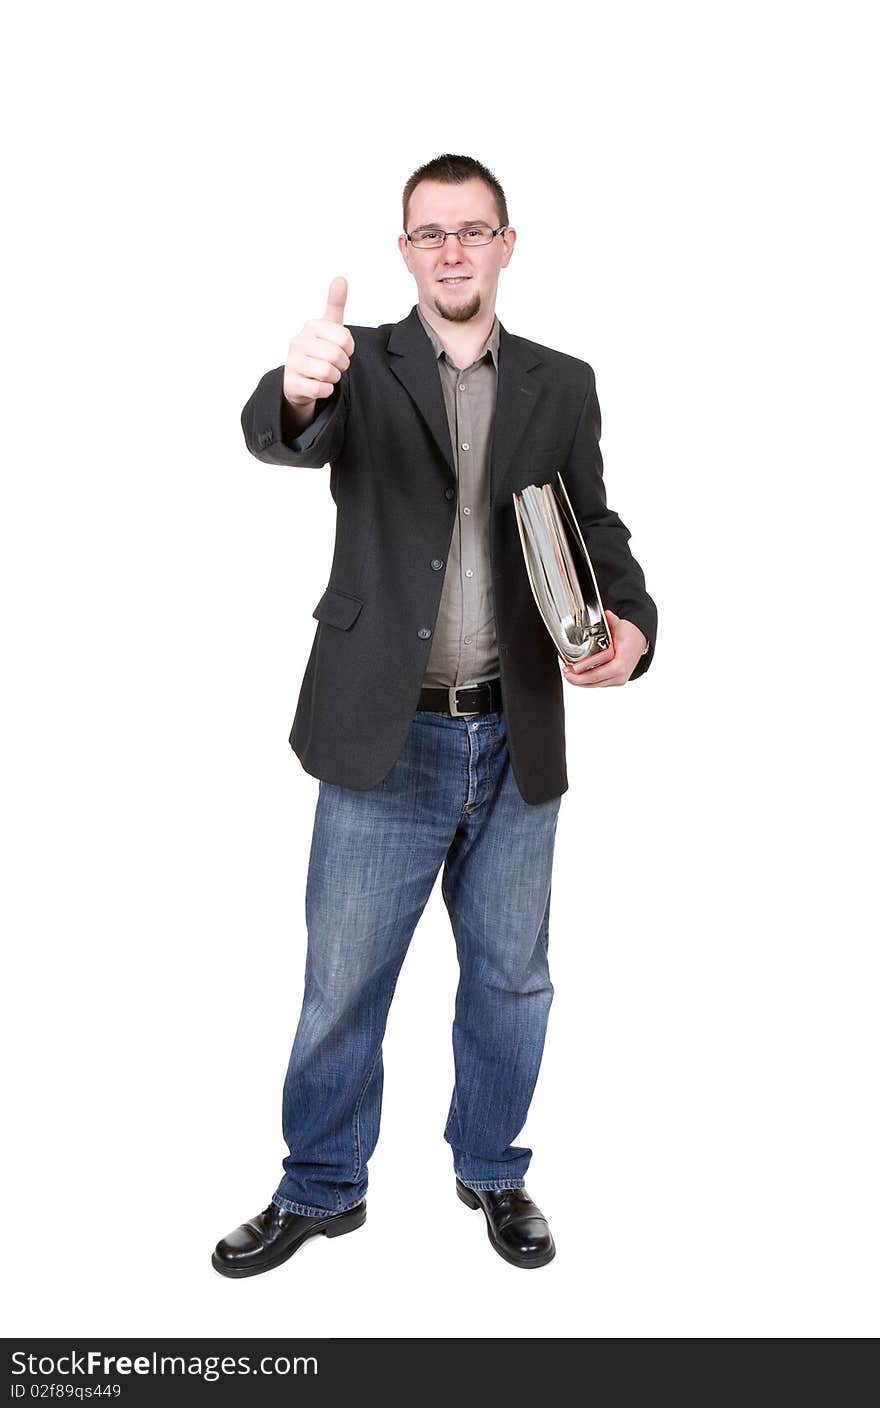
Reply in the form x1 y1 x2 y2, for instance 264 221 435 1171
211 1201 366 1279
457 1183 556 1269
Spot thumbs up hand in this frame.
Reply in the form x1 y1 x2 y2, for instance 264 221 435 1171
284 276 356 408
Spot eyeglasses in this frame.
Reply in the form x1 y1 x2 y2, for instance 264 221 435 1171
403 224 508 249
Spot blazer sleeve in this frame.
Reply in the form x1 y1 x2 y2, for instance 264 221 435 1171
565 366 658 680
240 364 349 468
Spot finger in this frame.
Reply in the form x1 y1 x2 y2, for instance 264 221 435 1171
303 336 351 371
564 656 617 680
570 645 614 673
308 333 350 371
308 322 356 359
285 373 336 401
297 352 343 384
324 275 348 325
564 666 621 687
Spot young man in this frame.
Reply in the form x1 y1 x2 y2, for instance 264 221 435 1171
213 154 657 1275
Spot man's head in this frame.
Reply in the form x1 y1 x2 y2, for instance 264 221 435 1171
398 154 516 326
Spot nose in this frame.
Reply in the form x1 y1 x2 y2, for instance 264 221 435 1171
440 239 466 271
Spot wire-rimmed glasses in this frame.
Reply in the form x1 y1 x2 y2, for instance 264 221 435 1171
404 224 508 249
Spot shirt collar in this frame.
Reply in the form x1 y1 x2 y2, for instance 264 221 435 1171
416 303 500 368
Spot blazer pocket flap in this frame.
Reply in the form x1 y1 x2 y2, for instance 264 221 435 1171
312 586 365 630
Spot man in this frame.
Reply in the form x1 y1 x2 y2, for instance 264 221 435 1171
213 154 657 1276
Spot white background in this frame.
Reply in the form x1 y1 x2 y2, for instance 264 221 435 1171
3 0 877 1339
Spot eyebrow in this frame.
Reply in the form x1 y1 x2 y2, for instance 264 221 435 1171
411 219 493 230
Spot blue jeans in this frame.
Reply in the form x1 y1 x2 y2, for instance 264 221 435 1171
272 706 562 1216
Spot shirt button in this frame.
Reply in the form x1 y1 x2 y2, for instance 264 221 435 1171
418 627 432 640
462 506 471 515
461 442 470 450
465 569 474 577
459 383 467 391
464 635 472 644
431 558 443 570
445 488 455 500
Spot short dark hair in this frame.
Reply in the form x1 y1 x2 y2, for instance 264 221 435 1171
402 153 509 233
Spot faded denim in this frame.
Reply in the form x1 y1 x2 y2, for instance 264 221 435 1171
272 706 562 1216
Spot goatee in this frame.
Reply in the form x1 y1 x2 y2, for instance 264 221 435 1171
434 288 481 323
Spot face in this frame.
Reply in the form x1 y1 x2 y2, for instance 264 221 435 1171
398 177 516 325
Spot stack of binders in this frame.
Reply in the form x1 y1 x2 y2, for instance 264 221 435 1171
512 472 611 666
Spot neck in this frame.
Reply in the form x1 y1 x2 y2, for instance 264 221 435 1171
418 301 496 366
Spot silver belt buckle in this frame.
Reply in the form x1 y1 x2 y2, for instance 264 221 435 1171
449 683 483 717
449 685 467 716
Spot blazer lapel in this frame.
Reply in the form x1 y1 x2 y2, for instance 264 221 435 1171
386 305 543 506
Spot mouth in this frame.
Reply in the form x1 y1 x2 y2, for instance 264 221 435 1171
439 276 471 286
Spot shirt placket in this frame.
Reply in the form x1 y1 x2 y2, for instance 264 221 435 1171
453 357 480 689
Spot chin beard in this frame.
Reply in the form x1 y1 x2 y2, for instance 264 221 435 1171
434 288 481 322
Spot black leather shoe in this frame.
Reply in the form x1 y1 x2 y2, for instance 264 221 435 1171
212 1199 366 1278
456 1178 555 1268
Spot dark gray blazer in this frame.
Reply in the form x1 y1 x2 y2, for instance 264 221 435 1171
240 304 657 805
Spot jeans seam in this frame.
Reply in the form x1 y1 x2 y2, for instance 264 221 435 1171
352 1042 384 1184
441 870 462 1143
443 1090 458 1141
350 911 415 1181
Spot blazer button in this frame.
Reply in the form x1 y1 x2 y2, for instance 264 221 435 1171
418 627 432 639
445 488 455 499
431 558 443 570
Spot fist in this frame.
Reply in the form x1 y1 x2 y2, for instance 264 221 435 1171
283 276 356 407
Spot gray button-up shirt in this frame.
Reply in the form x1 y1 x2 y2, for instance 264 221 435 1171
416 305 500 689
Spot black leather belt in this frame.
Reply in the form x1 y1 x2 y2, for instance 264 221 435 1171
417 677 503 717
